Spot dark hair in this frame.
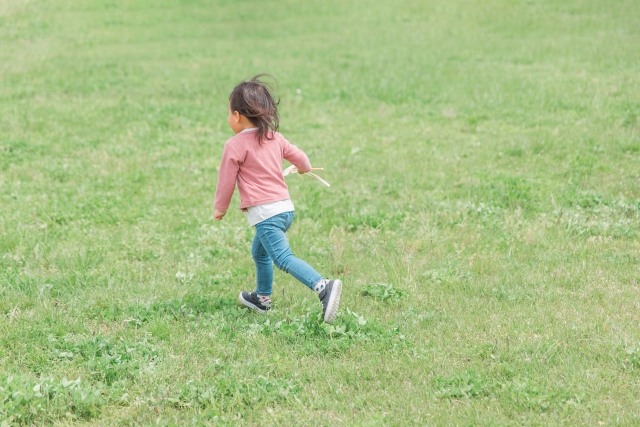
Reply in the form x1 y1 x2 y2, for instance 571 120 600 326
229 74 280 143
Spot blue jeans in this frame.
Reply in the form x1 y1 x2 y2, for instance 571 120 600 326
252 211 323 296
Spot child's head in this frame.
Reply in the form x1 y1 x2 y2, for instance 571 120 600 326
229 74 279 143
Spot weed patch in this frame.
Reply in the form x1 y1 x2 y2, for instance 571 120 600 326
49 335 158 386
164 374 300 413
502 380 584 412
625 343 640 370
361 283 403 301
433 373 584 413
434 370 489 399
469 173 539 213
0 375 125 425
253 307 397 355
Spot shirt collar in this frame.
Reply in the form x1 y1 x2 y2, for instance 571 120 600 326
240 127 258 133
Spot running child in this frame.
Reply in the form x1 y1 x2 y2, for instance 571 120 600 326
213 75 342 323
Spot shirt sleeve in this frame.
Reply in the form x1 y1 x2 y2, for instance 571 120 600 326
214 142 243 211
281 137 312 172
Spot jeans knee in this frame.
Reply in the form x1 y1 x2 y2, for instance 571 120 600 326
252 249 269 264
273 253 293 273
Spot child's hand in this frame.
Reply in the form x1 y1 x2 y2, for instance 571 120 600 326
213 209 227 221
297 167 310 174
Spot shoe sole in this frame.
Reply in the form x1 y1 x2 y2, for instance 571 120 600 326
238 292 267 313
324 280 342 323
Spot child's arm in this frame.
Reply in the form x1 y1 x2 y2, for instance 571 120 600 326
282 139 312 173
213 143 242 220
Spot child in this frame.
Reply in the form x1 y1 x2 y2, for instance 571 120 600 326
213 75 342 323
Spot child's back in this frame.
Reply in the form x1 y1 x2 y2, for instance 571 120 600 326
214 130 310 211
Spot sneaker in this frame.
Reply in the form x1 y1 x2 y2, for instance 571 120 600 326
238 291 271 313
318 279 342 323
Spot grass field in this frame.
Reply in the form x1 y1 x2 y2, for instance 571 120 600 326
2 0 640 425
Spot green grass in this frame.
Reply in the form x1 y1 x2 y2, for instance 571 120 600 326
1 0 640 424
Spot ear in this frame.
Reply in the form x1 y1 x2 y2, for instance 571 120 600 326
232 111 241 123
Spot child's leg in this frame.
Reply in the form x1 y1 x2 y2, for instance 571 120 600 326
243 211 341 323
251 232 273 296
254 212 322 290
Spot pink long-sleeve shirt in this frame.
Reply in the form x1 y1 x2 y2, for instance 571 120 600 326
214 130 312 211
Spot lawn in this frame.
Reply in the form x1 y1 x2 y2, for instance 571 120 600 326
1 0 640 425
